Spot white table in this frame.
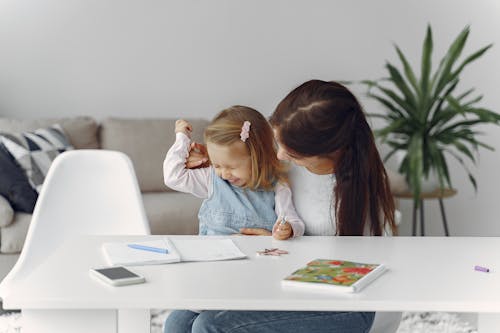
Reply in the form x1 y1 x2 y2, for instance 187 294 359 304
2 235 500 333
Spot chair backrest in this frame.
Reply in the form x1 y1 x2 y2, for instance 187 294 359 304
0 150 150 294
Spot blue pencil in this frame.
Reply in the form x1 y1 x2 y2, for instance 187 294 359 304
127 244 169 254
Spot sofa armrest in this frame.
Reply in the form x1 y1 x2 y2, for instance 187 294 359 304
0 212 31 253
0 195 14 227
0 195 14 228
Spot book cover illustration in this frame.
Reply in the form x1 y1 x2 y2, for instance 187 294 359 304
284 259 380 287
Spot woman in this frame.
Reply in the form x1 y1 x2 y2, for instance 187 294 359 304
165 80 399 333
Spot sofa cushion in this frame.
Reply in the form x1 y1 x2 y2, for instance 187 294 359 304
0 116 99 149
0 124 73 192
100 118 208 192
142 192 202 235
0 195 14 228
0 212 31 253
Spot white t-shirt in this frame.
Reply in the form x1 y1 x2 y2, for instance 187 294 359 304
288 163 337 236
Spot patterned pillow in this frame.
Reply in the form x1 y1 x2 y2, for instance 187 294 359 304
0 124 74 193
0 143 38 213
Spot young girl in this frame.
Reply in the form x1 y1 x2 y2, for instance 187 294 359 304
163 105 304 240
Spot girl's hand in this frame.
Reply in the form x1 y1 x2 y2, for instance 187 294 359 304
175 119 193 138
239 228 272 236
186 142 210 169
272 220 293 240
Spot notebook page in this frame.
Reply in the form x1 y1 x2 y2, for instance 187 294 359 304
171 238 246 262
102 238 180 266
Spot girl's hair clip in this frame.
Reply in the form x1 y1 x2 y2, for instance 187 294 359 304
240 121 251 142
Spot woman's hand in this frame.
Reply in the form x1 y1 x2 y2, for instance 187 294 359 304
272 220 293 240
175 119 193 138
239 228 272 236
186 142 210 169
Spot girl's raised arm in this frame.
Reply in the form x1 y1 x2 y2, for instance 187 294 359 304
163 132 211 199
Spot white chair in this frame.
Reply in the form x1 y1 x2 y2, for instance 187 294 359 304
0 150 151 333
0 149 150 294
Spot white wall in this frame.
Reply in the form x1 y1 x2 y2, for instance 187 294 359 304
0 0 499 236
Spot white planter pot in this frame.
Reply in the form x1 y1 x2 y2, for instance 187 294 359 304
419 170 440 193
394 151 440 193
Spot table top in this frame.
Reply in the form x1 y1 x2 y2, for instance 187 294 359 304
3 235 500 312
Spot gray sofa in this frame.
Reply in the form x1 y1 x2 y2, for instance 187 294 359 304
0 116 209 280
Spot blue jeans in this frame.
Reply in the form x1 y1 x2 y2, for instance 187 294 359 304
164 310 375 333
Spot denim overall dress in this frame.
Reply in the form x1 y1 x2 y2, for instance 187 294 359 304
198 169 277 235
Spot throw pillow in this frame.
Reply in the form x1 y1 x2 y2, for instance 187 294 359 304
0 143 38 213
0 124 74 193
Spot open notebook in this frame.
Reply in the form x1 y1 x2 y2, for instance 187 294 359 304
102 238 247 266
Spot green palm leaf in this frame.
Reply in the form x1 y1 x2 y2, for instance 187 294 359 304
420 25 433 104
386 62 417 109
432 26 470 98
395 45 420 97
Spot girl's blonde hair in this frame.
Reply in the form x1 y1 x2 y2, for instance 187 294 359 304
204 105 288 190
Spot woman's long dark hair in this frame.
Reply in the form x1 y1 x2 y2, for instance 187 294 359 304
270 80 396 236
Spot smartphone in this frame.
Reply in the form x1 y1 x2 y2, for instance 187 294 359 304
89 266 146 286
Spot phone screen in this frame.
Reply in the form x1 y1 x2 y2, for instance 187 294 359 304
95 267 139 280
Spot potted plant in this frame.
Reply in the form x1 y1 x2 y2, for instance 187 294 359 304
361 25 500 204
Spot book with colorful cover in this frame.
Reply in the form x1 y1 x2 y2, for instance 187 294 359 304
282 259 386 293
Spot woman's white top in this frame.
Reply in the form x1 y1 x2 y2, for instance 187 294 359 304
288 163 400 237
288 163 337 236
